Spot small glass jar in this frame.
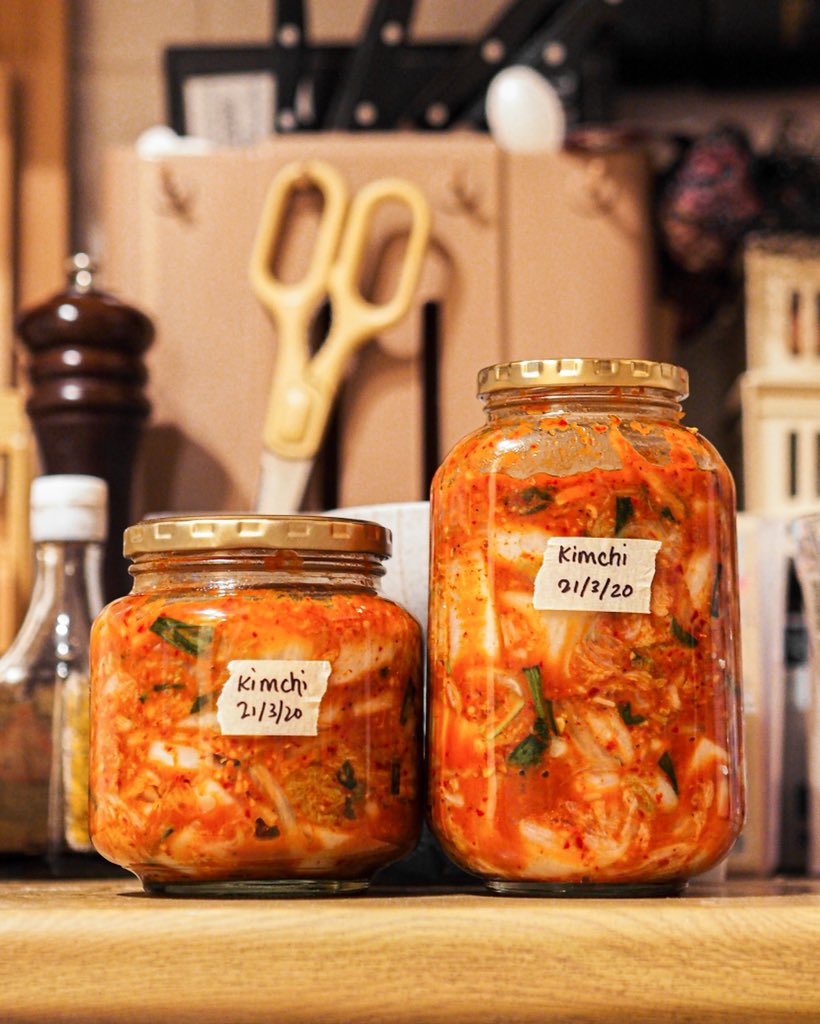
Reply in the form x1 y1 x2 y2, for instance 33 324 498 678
89 515 423 896
428 358 745 896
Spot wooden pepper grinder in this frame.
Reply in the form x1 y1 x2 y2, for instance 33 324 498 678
15 254 154 601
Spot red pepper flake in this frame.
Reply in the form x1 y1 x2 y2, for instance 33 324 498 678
476 809 485 817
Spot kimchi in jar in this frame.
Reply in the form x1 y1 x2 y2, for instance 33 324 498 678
428 358 744 896
90 515 422 896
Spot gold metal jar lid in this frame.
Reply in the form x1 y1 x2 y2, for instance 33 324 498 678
477 358 689 399
123 514 390 558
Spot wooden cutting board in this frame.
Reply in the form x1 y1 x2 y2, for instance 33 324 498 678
0 877 818 1022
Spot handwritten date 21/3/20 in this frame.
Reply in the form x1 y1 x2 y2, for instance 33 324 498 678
557 576 635 601
236 699 303 724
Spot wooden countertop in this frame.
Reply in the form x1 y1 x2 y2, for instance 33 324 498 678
1 876 819 1023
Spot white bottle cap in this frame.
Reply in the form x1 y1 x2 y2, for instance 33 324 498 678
30 475 109 542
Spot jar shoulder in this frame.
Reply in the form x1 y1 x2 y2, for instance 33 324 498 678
92 586 421 644
435 415 733 483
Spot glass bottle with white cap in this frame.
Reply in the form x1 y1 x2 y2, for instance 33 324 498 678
0 474 107 865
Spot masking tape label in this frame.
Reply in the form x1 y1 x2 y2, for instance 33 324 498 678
216 660 331 736
534 536 661 614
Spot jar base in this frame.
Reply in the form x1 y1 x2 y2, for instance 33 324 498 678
142 878 369 898
485 878 688 898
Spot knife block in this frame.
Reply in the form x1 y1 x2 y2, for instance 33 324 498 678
101 133 657 515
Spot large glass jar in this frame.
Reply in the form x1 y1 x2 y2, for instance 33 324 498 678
89 515 423 896
428 358 745 896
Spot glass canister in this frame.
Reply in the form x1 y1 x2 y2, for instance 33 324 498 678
792 513 820 877
89 515 423 896
428 358 745 896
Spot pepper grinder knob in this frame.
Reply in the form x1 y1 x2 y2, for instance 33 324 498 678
65 252 96 292
15 253 155 600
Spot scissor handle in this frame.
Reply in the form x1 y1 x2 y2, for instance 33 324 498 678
255 166 431 461
312 176 432 385
248 159 349 334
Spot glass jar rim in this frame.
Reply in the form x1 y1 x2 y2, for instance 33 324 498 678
123 514 390 559
477 358 689 399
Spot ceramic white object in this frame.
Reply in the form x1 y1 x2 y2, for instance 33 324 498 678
135 125 216 158
485 65 566 154
325 501 430 631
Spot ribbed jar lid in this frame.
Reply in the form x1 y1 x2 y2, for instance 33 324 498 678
477 358 689 399
124 514 391 559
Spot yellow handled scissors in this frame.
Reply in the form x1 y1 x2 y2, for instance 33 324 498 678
250 159 431 513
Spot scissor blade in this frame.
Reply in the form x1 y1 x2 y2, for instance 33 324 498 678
256 448 313 514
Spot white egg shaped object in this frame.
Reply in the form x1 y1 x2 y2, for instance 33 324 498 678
485 65 566 154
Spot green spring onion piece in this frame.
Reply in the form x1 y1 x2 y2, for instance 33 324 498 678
507 485 554 515
507 733 547 768
189 692 215 714
336 760 358 791
710 562 723 619
615 495 635 534
618 701 647 726
671 617 698 648
150 616 213 657
254 818 281 839
399 679 415 725
658 751 679 795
